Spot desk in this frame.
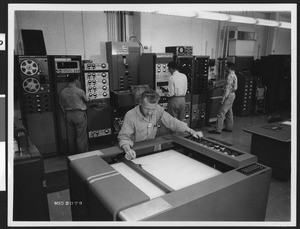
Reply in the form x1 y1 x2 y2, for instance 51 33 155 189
244 121 291 181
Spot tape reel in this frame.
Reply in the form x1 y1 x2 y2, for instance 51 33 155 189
178 46 185 54
22 77 41 93
20 59 39 76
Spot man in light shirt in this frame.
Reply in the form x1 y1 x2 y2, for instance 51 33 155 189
118 89 203 160
208 62 238 134
161 61 188 121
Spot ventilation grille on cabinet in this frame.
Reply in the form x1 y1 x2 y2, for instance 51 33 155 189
237 163 266 176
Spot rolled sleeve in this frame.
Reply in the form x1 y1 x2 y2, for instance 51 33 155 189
161 111 190 132
118 114 135 148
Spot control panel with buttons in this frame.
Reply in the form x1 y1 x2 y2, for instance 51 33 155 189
139 53 173 104
84 71 110 100
83 62 109 71
233 72 255 116
191 102 206 128
185 135 242 158
23 93 52 113
194 56 209 95
83 62 112 139
106 42 140 91
88 128 112 138
183 101 191 125
155 63 171 97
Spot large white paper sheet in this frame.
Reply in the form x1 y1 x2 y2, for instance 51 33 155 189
133 150 222 190
111 162 165 199
112 150 222 198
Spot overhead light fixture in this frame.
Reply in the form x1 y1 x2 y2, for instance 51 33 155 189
227 15 258 24
278 21 291 29
149 10 291 29
153 11 197 18
195 11 229 21
255 18 280 27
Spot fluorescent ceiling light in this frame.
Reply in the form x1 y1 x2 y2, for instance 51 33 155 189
153 11 197 18
278 21 291 29
195 11 229 21
149 10 291 29
255 18 280 27
228 15 258 24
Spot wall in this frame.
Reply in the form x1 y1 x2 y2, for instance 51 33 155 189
15 11 108 63
139 13 220 57
265 26 291 55
275 28 291 54
226 11 291 56
226 24 269 58
264 12 291 55
14 11 291 62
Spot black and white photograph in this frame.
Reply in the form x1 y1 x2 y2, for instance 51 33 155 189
0 1 297 228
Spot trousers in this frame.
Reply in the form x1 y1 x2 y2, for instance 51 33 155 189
65 110 88 154
167 96 186 121
215 93 236 132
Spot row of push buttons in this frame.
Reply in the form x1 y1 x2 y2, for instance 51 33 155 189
186 136 241 157
86 72 108 79
84 63 108 71
89 129 111 138
156 64 170 78
119 75 132 89
24 93 52 113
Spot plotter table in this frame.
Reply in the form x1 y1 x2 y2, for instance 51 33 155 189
68 134 271 221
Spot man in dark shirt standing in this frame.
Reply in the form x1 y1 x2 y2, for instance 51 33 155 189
59 74 89 154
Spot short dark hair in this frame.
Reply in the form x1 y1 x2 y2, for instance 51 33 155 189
67 74 79 83
140 89 160 104
167 61 178 70
227 62 235 70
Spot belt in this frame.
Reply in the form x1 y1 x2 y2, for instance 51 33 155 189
172 95 185 98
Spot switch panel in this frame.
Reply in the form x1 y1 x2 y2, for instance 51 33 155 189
185 136 242 158
84 72 110 100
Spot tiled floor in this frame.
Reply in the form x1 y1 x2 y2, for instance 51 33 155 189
44 110 292 222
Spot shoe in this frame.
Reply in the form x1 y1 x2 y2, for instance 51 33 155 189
208 129 221 134
222 129 233 132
